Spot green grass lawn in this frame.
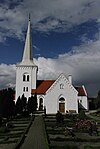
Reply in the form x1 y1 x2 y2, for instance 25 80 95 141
44 113 100 149
0 115 34 149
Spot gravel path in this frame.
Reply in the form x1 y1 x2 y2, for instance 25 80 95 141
20 115 48 149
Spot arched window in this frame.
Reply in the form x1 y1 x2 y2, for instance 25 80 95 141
26 87 28 92
23 73 29 82
23 75 26 81
23 87 28 92
80 100 82 103
27 75 29 81
59 97 65 102
60 84 64 89
39 98 43 106
23 87 25 92
39 98 43 111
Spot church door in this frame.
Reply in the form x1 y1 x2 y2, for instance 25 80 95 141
59 97 65 113
59 103 65 113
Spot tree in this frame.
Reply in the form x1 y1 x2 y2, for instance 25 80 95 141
27 97 34 114
33 93 37 111
27 94 37 114
0 88 15 118
16 96 23 114
21 94 27 112
78 110 86 120
56 111 64 125
95 90 100 109
6 88 16 118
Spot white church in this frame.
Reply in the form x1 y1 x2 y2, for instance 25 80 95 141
15 16 88 114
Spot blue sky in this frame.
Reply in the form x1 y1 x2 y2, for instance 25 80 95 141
0 0 100 96
0 20 99 63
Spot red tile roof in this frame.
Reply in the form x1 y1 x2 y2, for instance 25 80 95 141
32 80 55 94
75 86 87 96
32 80 87 96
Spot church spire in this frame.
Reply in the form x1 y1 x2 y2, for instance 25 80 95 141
20 14 35 65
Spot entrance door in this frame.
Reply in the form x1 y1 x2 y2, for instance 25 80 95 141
59 103 65 113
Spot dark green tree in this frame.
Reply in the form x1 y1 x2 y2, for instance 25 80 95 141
78 110 87 120
27 97 34 114
33 93 37 111
21 94 27 112
16 96 23 114
27 94 37 113
0 88 15 118
56 111 64 125
95 90 100 109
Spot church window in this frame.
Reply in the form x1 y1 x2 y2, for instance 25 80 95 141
60 84 64 89
23 73 29 82
27 75 29 81
26 87 28 92
23 87 25 92
80 100 82 103
59 97 65 102
23 75 26 81
23 87 28 92
39 98 43 111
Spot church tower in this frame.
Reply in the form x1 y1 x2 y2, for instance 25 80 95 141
15 15 38 101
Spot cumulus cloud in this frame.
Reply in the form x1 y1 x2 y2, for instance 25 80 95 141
0 2 25 42
34 38 100 96
0 0 100 96
0 0 100 40
1 37 100 96
0 64 16 89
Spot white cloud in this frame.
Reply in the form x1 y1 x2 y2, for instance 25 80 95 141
0 0 100 96
0 37 100 96
0 4 25 41
18 0 100 32
35 38 100 81
0 0 100 40
34 38 100 96
0 64 16 89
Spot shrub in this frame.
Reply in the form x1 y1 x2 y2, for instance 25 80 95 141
56 111 64 124
78 110 87 120
0 126 9 133
76 119 91 130
6 122 14 128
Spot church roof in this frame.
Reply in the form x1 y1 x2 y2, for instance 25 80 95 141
75 86 87 96
32 80 87 96
32 80 55 94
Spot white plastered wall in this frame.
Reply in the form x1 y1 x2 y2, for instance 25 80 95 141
44 74 78 114
15 66 37 102
78 96 88 110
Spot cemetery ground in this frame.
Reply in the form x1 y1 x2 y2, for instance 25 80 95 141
1 111 100 149
0 115 34 149
44 111 100 149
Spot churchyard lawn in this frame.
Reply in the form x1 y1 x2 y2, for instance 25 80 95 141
44 112 100 149
0 115 34 149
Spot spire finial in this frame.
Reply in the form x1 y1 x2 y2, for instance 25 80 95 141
28 13 30 21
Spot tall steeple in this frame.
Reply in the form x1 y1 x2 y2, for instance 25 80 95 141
16 14 38 102
19 14 35 66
